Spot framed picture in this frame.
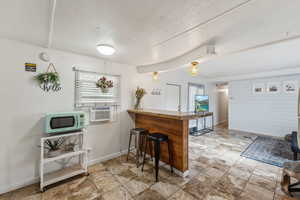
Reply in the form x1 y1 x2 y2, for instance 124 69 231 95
283 80 298 94
267 82 281 93
253 83 265 94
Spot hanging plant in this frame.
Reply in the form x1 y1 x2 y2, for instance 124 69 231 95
96 76 113 93
35 63 62 92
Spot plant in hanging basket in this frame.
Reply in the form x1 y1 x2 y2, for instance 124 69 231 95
35 72 60 85
96 76 114 93
34 63 62 92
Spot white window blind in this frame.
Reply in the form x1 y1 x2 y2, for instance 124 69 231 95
74 69 121 108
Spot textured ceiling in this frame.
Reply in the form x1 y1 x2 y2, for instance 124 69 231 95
0 0 300 78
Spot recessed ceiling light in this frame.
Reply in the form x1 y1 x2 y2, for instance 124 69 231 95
96 44 116 55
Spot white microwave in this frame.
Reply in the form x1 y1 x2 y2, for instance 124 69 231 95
90 107 113 122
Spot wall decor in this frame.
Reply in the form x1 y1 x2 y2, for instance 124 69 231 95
253 83 265 94
151 88 161 95
267 82 281 93
283 80 298 94
35 63 62 92
96 76 114 93
25 63 36 72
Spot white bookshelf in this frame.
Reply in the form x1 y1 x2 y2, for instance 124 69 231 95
40 129 88 192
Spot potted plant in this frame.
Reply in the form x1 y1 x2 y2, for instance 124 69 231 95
96 76 114 93
35 63 61 92
134 87 146 110
35 72 60 86
44 138 65 158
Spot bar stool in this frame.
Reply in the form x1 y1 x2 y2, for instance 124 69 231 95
127 128 149 167
142 133 173 182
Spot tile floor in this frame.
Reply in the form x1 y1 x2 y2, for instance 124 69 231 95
0 127 297 200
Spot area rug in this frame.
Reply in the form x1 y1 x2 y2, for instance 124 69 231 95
241 136 293 167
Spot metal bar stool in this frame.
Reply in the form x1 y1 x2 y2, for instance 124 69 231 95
127 128 149 167
142 132 173 182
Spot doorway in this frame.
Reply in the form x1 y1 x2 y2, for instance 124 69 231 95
165 83 182 111
216 83 229 128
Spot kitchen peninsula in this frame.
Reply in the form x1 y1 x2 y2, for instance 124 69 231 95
127 109 214 176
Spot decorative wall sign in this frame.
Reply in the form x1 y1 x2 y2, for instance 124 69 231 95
151 88 161 95
253 83 265 94
267 82 281 93
283 80 298 94
25 63 36 72
35 63 62 92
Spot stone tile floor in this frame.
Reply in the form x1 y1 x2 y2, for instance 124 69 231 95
1 127 299 200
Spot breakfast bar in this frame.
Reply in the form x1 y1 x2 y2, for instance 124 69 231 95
127 109 213 176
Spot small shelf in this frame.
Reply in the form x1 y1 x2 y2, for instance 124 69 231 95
44 164 86 187
40 129 88 192
44 150 86 164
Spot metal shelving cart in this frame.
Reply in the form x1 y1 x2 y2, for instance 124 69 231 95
40 129 88 192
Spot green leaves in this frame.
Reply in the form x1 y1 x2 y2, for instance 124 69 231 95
35 72 62 92
35 72 60 85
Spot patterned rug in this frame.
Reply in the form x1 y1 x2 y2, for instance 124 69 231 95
241 136 294 167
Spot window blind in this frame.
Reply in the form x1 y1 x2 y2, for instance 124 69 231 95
74 69 121 108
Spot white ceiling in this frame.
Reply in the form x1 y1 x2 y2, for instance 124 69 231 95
200 36 300 79
1 0 300 78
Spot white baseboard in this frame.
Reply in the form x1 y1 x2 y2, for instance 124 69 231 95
230 128 284 138
88 149 129 166
0 149 129 195
216 120 227 125
0 177 39 195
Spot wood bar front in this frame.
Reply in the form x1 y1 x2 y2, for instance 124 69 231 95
128 109 211 174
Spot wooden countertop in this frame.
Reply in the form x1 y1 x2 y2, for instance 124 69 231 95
127 109 213 120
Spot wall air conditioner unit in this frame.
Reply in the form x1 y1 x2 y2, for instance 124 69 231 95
90 107 113 122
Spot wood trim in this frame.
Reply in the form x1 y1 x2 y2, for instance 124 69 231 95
128 109 213 120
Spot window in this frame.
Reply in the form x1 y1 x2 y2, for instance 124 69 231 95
74 69 120 108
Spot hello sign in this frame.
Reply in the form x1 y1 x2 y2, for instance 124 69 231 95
35 63 62 92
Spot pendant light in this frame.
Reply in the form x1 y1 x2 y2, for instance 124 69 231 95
152 72 159 80
190 61 199 76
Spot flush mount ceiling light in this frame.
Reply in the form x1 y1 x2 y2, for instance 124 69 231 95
96 44 116 55
152 72 159 80
189 61 199 76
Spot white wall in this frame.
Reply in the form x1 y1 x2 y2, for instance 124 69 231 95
135 70 205 112
229 75 299 137
0 38 138 193
134 71 219 128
